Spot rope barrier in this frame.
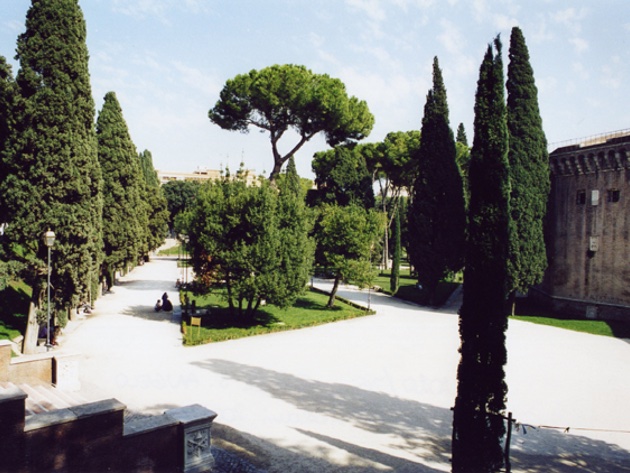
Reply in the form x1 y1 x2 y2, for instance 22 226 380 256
530 425 630 435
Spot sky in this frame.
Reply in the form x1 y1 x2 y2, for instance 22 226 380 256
1 0 628 180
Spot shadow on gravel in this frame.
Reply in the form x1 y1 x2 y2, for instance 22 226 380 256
194 359 630 473
121 304 181 324
115 278 178 292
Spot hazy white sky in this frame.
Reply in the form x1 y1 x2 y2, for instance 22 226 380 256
1 0 628 179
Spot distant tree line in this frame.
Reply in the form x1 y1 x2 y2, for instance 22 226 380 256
0 0 168 354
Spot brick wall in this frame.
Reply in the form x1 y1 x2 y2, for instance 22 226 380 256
0 388 217 473
543 135 630 320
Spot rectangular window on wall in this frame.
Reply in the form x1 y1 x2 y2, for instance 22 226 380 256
576 190 586 205
607 189 620 203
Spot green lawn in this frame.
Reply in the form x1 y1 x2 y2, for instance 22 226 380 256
512 298 630 339
181 288 371 345
155 243 182 257
0 280 31 342
372 268 459 306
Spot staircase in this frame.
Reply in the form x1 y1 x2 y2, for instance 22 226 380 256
0 382 89 416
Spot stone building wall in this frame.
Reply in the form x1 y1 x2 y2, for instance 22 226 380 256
540 131 630 320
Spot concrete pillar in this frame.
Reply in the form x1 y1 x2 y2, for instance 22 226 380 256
166 404 218 473
53 353 81 391
0 340 11 382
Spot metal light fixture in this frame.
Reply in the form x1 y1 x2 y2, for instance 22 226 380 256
43 229 55 350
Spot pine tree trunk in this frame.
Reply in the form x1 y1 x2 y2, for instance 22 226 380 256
327 275 341 308
22 300 40 355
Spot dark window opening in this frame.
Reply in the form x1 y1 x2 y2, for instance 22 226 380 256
576 190 586 205
607 189 620 203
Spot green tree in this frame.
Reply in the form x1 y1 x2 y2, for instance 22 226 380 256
0 56 16 224
139 149 160 188
274 157 314 306
314 203 385 308
209 64 374 181
455 123 471 207
162 179 201 231
186 169 311 321
452 37 510 473
139 150 168 253
408 57 466 305
97 92 145 288
0 0 102 354
506 26 550 307
389 206 401 294
310 145 374 208
370 131 420 270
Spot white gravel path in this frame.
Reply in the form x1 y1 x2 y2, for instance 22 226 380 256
56 244 630 472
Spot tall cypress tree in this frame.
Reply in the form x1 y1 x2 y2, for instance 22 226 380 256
0 57 17 226
452 37 510 473
139 149 161 188
97 91 145 288
506 26 550 304
1 0 102 353
139 149 168 253
408 57 466 305
389 206 401 294
273 156 314 307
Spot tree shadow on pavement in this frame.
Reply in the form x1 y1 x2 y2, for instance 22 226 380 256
193 359 453 471
114 278 178 292
193 359 630 473
121 305 181 324
212 422 444 473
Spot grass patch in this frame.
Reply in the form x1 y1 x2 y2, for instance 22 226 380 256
0 280 31 342
156 243 182 257
181 288 370 345
513 298 630 339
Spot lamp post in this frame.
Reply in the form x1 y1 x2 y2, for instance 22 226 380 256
183 235 190 286
43 229 55 351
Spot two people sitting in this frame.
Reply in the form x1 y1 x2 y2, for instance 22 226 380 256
155 292 173 312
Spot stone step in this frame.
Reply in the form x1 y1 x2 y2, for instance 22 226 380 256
0 381 89 416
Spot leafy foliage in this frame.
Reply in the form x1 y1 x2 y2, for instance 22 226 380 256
162 179 201 231
310 144 374 208
209 64 374 180
138 149 169 253
97 92 145 287
185 168 313 321
0 0 102 353
452 37 510 473
389 207 401 294
408 57 466 305
506 26 550 296
313 203 385 307
0 56 17 225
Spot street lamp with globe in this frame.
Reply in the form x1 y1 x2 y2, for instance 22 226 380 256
43 229 55 350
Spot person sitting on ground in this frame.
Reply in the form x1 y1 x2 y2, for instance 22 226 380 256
154 299 162 312
162 293 173 312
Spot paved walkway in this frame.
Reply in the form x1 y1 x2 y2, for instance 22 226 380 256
57 247 630 472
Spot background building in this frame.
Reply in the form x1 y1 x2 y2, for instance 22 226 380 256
157 167 258 186
539 129 630 320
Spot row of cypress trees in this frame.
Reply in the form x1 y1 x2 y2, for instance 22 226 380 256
0 0 168 354
452 29 550 472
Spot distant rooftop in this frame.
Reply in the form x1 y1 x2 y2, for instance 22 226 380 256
156 167 258 186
